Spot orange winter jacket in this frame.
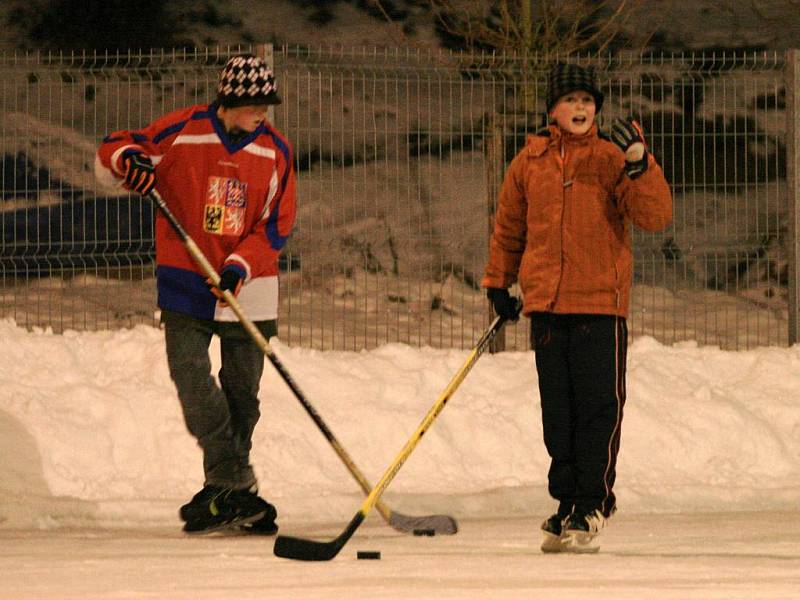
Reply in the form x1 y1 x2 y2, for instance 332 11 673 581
482 123 672 318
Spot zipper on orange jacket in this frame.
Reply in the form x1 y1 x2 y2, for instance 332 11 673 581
551 140 568 311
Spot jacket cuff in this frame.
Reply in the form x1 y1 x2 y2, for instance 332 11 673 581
625 153 649 180
111 144 146 175
222 257 249 282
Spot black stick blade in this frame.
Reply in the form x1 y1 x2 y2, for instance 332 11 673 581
274 513 364 561
273 534 344 561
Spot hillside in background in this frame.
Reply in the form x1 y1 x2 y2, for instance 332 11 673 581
0 1 795 350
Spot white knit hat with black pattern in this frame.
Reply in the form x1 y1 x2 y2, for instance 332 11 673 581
217 53 281 107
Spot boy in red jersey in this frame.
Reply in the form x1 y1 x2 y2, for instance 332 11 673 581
96 54 296 534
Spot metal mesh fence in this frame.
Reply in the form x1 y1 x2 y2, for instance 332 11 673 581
0 46 792 350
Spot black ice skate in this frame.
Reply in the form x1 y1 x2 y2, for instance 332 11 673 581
179 485 222 522
563 509 608 553
181 486 269 535
240 500 279 535
540 513 570 553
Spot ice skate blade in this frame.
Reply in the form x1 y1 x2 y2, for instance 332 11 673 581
183 510 267 535
540 530 568 553
564 530 600 554
240 519 279 536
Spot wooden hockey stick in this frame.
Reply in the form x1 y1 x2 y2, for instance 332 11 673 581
274 310 517 560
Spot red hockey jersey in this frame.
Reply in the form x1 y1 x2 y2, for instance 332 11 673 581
95 103 296 322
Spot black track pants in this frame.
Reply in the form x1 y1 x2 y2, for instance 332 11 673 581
530 313 627 518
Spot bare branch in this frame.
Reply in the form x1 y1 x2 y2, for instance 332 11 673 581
423 0 650 57
366 0 417 48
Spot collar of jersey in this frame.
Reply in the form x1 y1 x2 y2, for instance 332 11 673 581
208 102 267 154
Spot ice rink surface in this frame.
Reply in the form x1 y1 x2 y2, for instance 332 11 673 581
3 511 799 600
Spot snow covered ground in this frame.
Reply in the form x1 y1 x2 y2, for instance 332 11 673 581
1 319 799 598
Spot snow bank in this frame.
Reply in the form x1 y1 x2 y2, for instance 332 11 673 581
0 319 798 528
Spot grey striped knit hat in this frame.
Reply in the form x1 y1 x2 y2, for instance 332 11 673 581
217 53 281 108
546 62 604 113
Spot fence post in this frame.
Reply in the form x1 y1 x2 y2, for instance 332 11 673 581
486 113 506 353
787 49 800 346
258 43 275 123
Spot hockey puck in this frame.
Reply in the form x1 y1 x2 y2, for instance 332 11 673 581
413 528 436 536
356 550 381 560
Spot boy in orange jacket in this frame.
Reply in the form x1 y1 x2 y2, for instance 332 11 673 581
482 62 672 553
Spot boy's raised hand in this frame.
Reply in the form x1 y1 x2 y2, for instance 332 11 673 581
610 118 646 162
610 117 648 178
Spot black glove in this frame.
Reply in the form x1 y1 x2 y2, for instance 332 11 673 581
609 117 648 179
123 152 156 195
209 267 243 307
487 288 521 322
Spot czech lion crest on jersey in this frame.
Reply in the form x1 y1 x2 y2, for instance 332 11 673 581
204 176 247 235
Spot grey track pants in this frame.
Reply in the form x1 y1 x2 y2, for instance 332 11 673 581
161 309 277 490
